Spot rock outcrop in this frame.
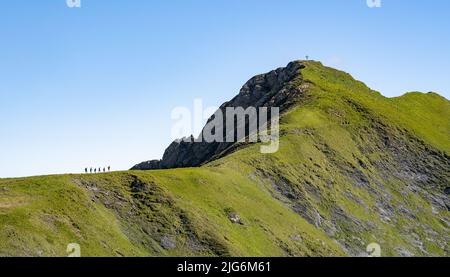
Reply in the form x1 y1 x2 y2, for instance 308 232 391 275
132 61 307 170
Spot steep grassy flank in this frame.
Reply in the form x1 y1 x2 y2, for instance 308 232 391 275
213 61 449 256
0 170 343 257
0 175 147 257
1 61 448 257
301 61 450 153
391 92 450 152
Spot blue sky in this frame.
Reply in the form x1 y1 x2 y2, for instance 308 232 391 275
0 0 449 177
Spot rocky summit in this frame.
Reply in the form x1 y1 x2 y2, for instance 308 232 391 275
1 61 449 257
131 61 306 170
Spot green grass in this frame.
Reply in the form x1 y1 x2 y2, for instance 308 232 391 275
0 169 344 257
1 61 449 257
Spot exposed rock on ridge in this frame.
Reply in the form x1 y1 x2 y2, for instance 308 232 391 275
132 61 307 170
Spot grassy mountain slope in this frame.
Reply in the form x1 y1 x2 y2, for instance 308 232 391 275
1 61 449 257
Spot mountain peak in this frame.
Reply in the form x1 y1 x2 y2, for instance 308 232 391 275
3 60 449 257
132 60 311 170
132 60 450 171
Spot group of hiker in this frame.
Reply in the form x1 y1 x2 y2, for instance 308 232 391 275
85 166 111 174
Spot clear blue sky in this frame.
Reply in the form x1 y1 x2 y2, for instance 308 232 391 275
0 0 449 177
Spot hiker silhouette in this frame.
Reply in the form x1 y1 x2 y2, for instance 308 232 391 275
86 166 111 174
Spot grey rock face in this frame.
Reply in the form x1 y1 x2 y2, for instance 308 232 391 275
131 160 161 171
228 213 243 225
131 61 307 170
160 235 177 250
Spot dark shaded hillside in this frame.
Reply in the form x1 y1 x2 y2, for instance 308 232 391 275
1 61 449 257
